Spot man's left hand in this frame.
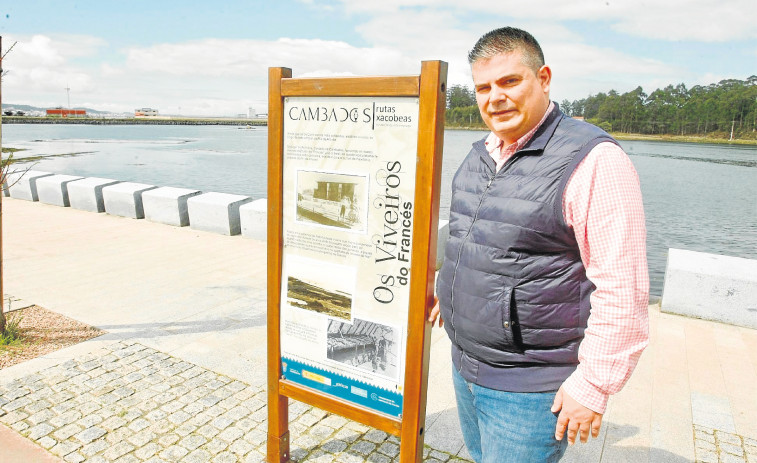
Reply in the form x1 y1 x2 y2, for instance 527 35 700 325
551 386 603 445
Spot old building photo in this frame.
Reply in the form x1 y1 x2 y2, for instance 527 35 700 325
295 170 368 232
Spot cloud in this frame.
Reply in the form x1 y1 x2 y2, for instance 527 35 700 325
329 0 757 42
348 8 680 100
3 3 753 116
2 34 104 106
607 0 757 42
541 41 678 100
125 37 415 78
6 33 422 116
115 37 424 115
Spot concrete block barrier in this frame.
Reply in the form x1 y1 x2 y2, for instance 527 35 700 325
102 182 157 219
143 186 201 227
36 174 84 207
7 170 54 201
661 248 757 329
240 198 268 240
68 177 121 213
188 192 252 235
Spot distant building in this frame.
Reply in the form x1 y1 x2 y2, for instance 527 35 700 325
46 108 86 117
245 107 267 119
135 108 159 117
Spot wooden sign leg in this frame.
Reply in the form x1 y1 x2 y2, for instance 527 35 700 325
398 59 448 463
266 394 290 463
266 66 293 463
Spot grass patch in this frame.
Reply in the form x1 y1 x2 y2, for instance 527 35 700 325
1 147 26 154
6 151 94 163
0 317 24 347
0 306 105 369
611 132 757 146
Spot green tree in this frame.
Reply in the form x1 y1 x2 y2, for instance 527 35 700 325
447 84 476 109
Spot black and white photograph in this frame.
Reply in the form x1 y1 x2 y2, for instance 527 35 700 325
285 255 355 321
326 318 400 381
295 170 368 232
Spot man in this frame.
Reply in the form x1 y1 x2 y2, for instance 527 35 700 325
429 27 649 462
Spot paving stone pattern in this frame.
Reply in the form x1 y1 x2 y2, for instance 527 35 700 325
0 342 470 462
694 425 757 463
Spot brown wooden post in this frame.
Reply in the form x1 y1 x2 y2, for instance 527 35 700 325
399 60 448 463
267 66 292 463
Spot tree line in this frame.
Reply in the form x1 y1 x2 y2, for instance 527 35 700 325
445 76 757 139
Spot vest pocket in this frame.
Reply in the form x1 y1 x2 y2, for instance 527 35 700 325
449 286 521 356
508 287 524 350
495 287 521 353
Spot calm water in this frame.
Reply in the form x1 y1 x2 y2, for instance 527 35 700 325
4 124 757 298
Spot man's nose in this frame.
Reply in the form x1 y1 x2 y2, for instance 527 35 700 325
489 85 508 104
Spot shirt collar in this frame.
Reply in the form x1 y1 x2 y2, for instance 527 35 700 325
485 101 555 156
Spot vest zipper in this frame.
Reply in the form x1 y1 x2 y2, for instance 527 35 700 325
448 149 527 344
449 172 496 342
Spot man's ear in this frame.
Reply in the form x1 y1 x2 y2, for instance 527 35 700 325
538 65 552 94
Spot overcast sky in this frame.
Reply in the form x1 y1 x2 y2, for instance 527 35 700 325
1 0 755 116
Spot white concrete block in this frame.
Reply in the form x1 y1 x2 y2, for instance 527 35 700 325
143 186 202 227
436 220 449 271
36 174 84 207
187 192 252 235
661 248 757 329
7 170 54 201
102 182 157 219
68 177 121 213
240 198 267 240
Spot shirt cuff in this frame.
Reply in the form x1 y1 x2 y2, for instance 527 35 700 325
562 369 609 414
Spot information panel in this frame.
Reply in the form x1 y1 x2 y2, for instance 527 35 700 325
279 96 420 417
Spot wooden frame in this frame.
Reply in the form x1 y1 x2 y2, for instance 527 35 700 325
267 61 447 463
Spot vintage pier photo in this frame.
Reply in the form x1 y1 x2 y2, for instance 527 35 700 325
326 318 399 381
295 170 368 232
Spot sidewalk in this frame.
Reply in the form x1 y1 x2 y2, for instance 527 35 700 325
1 197 756 462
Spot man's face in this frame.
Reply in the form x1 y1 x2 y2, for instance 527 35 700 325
472 50 551 145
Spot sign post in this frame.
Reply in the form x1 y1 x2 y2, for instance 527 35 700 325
267 61 447 463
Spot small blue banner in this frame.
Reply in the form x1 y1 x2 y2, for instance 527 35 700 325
282 356 403 417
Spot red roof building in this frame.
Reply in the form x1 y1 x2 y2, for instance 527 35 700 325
47 108 86 117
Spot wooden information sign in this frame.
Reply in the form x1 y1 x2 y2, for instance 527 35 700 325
266 61 447 463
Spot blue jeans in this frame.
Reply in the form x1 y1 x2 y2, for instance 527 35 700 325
452 366 568 463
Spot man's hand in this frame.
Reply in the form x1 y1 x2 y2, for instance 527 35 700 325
428 296 443 328
551 386 602 445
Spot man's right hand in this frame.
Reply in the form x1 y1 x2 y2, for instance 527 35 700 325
428 296 443 328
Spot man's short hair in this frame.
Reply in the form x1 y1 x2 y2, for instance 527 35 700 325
468 27 545 73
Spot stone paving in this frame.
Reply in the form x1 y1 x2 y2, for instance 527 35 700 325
3 336 757 463
0 341 469 463
693 425 757 463
5 197 757 462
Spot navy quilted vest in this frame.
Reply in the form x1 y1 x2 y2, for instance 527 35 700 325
436 105 617 392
